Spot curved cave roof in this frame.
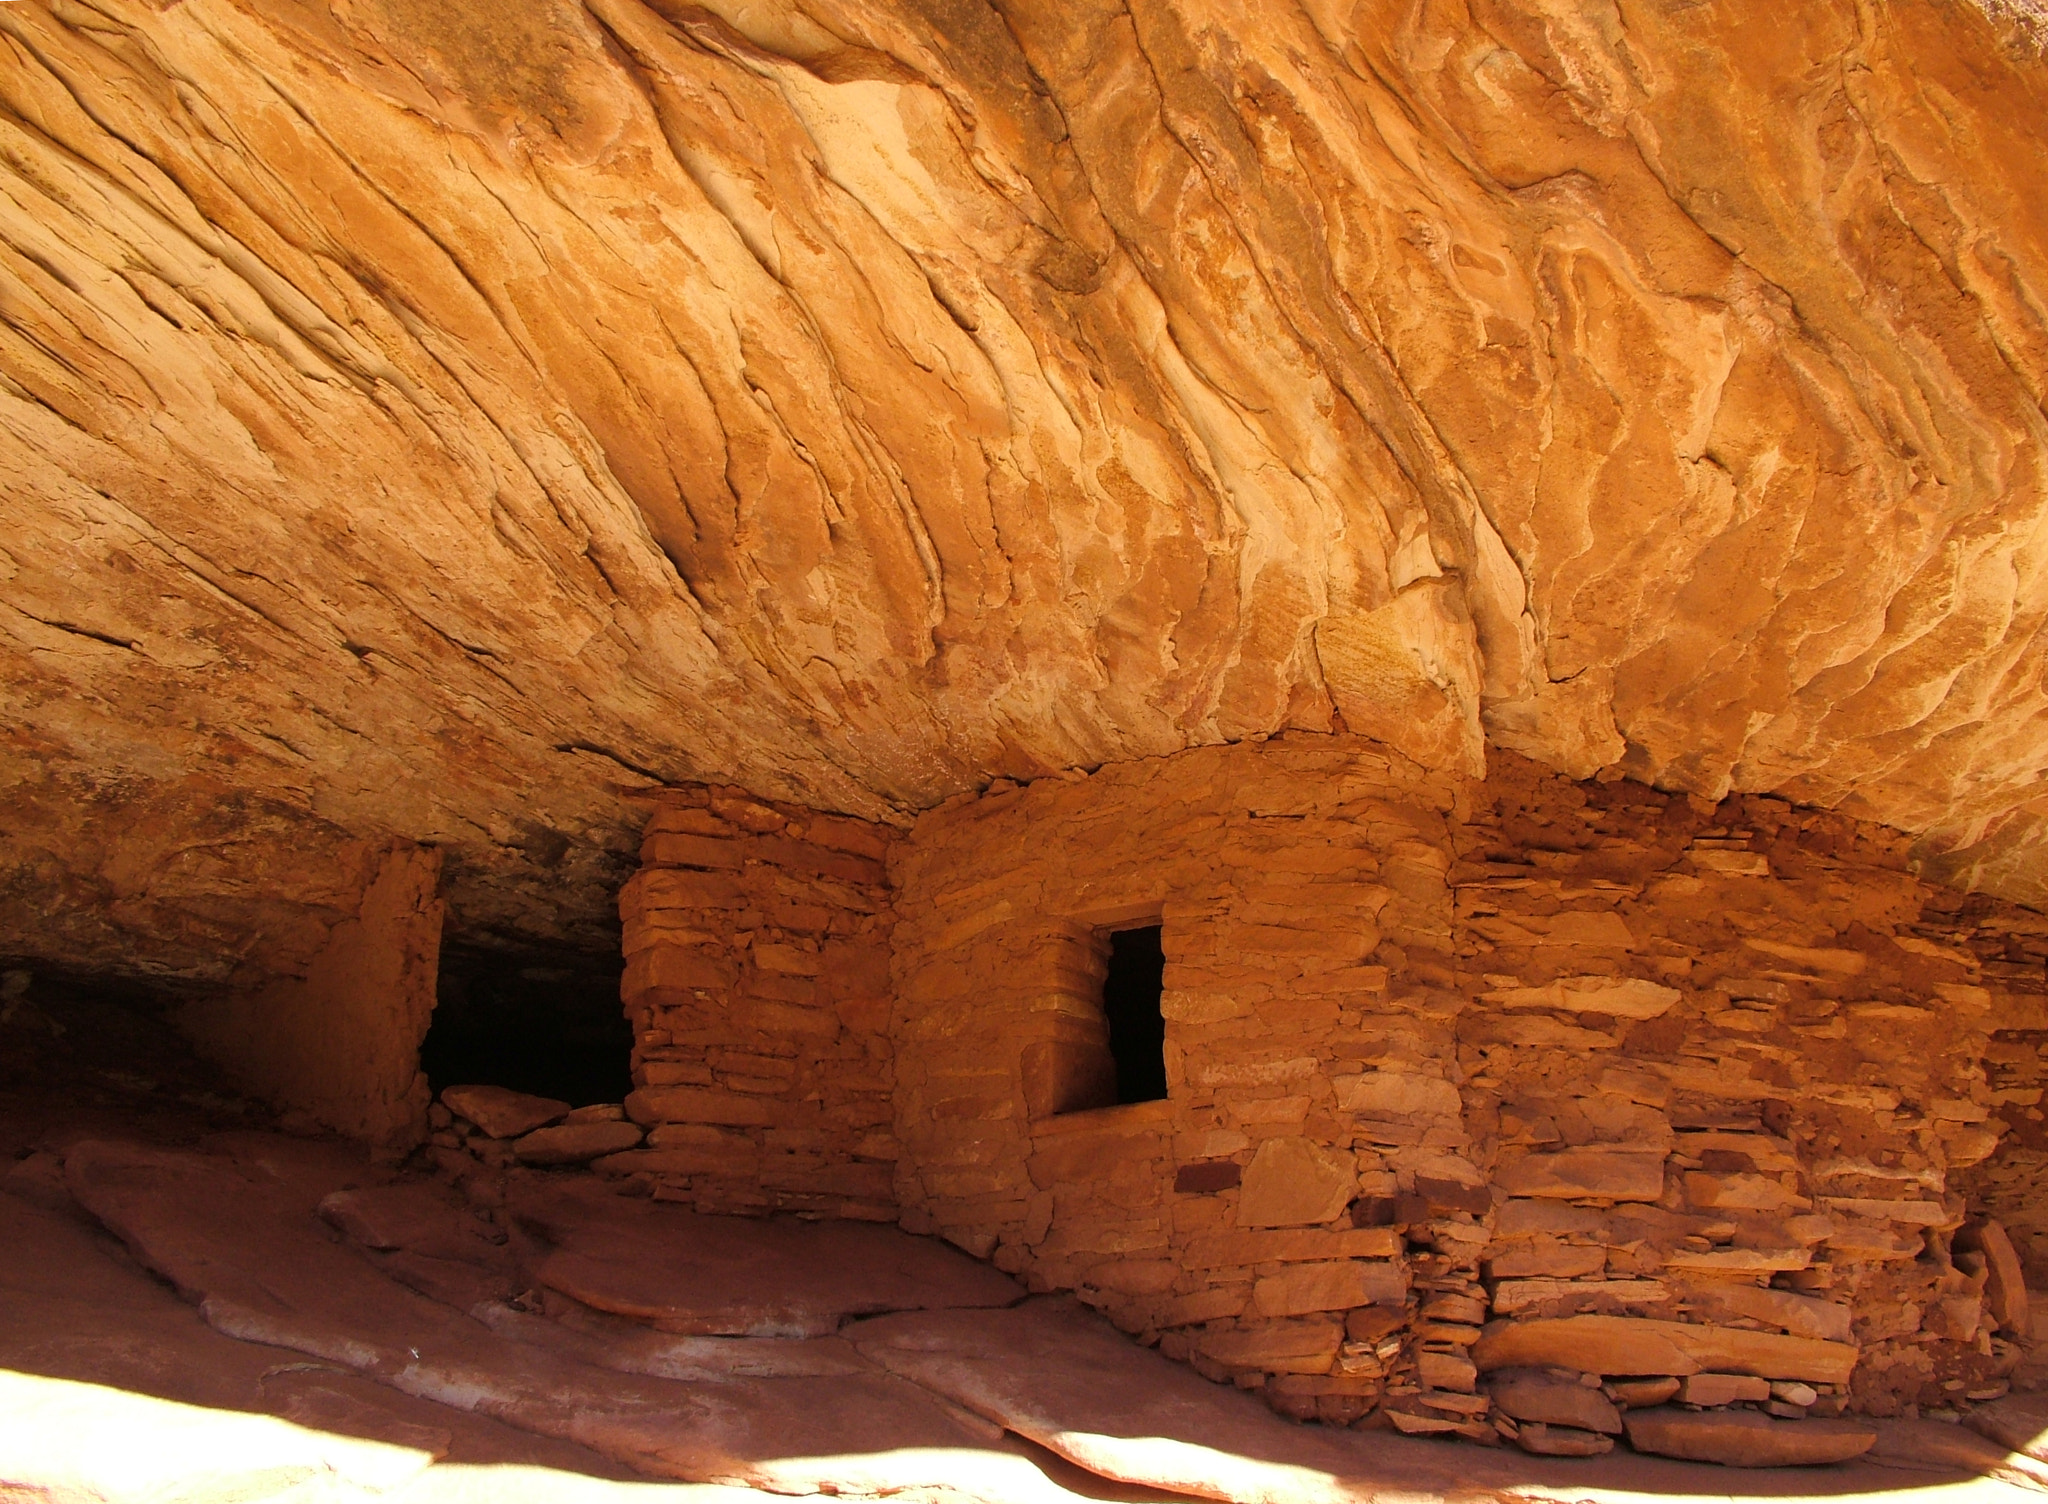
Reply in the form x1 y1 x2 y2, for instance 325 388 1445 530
2 0 2047 975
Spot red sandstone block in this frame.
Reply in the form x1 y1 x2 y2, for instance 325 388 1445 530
1027 1129 1171 1189
760 899 836 932
835 993 892 1035
1217 840 1367 876
1293 965 1391 995
1157 1285 1251 1327
641 832 744 870
828 1198 902 1223
1182 1228 1403 1267
749 834 886 886
645 807 733 837
801 813 892 861
1084 1257 1181 1296
623 946 737 996
708 792 787 831
752 942 822 975
757 1158 897 1200
751 999 841 1037
647 1001 722 1032
820 939 892 993
922 1088 1013 1120
622 868 747 913
758 1128 831 1155
924 1167 1028 1199
638 1060 715 1087
626 1086 778 1127
1222 922 1379 960
716 1073 792 1096
707 1049 797 1079
802 878 888 915
740 972 819 1005
1175 1160 1244 1193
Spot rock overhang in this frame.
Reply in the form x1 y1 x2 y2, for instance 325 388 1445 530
2 0 2048 974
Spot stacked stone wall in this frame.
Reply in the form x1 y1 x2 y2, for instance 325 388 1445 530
1956 1033 2048 1282
888 736 2039 1431
607 786 899 1219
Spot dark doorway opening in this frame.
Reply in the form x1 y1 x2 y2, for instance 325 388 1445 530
420 944 632 1108
1102 925 1168 1104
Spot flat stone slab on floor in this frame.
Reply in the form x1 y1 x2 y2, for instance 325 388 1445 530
509 1178 1024 1336
1972 1395 2048 1464
57 1139 1029 1494
850 1296 1468 1504
1871 1418 2048 1491
0 1187 643 1480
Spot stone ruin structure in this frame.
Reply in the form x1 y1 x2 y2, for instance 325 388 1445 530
8 0 2048 1489
400 731 2048 1460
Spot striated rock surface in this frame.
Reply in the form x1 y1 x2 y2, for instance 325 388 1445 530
3 0 2047 963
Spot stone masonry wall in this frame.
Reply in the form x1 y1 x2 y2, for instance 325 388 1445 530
607 786 898 1220
889 735 2039 1435
1956 1030 2048 1284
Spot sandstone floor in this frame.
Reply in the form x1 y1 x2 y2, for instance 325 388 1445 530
6 1075 2048 1504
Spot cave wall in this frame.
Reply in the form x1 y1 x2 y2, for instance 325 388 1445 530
609 787 898 1217
174 842 443 1153
887 736 2038 1425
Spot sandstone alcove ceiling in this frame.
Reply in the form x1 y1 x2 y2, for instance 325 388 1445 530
3 0 2048 975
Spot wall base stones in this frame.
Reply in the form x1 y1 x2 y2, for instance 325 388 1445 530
882 735 2043 1443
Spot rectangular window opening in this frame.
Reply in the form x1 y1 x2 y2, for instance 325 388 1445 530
1102 924 1168 1104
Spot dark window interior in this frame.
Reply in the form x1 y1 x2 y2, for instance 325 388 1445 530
1102 924 1168 1104
420 945 632 1107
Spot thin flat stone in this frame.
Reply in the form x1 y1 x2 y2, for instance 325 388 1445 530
441 1086 570 1140
1623 1407 1876 1467
512 1121 644 1164
1472 1315 1859 1384
1488 1369 1623 1433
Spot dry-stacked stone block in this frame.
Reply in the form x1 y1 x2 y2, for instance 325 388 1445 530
608 786 897 1219
885 736 2046 1441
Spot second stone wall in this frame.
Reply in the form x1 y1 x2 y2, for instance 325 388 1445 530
607 786 899 1219
888 736 2036 1426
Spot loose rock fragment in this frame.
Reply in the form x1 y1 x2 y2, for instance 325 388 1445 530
1677 1372 1769 1406
1487 1369 1622 1433
1959 1220 2032 1339
440 1087 570 1140
513 1121 646 1165
1606 1377 1680 1409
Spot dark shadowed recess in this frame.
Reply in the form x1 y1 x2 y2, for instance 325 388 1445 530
423 942 632 1108
1103 925 1168 1105
0 960 265 1156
